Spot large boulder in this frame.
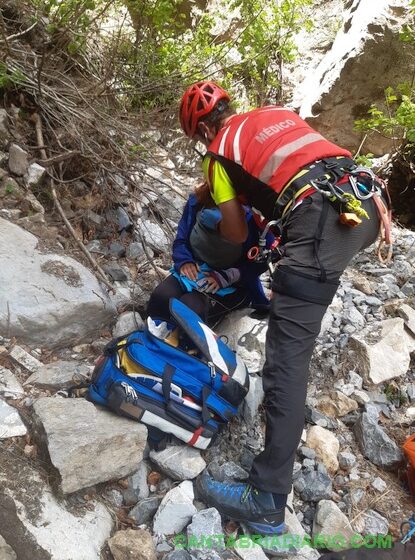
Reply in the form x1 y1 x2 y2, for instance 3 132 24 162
0 218 116 348
0 463 113 560
33 397 148 494
294 0 414 154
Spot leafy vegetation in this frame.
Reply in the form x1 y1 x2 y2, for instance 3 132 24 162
354 0 415 161
28 0 313 108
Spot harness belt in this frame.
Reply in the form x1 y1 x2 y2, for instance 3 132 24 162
276 156 393 263
276 156 357 217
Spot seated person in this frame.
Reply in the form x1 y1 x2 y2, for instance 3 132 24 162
146 183 273 327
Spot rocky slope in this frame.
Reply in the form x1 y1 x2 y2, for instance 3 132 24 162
0 1 415 559
1 127 415 560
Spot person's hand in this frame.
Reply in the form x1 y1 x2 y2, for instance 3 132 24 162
199 208 222 230
197 274 221 294
180 262 199 281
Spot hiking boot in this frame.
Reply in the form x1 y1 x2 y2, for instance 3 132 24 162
196 471 287 535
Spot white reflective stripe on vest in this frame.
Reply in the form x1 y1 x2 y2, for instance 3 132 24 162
259 132 324 184
233 117 249 164
218 125 231 156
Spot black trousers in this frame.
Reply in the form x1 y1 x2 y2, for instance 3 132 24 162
146 274 250 327
248 190 380 494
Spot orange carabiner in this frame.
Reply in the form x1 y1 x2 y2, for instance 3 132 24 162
247 246 260 260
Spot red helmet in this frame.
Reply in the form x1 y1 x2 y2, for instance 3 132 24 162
179 81 230 138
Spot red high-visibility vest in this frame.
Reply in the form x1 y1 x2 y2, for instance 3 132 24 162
207 106 352 196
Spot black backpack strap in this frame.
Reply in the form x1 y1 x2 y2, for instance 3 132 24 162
162 364 176 402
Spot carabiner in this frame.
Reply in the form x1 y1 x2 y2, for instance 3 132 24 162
247 246 260 260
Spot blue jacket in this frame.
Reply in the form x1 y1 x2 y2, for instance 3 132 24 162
172 194 274 308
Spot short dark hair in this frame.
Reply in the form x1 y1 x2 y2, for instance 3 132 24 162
198 100 235 134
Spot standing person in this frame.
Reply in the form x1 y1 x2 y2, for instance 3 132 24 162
178 81 391 535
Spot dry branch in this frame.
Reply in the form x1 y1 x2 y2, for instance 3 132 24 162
34 113 115 293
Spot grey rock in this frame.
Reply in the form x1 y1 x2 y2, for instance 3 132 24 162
103 264 128 282
128 495 161 525
293 461 302 478
304 405 337 429
9 345 42 373
401 280 415 297
353 390 371 405
33 397 147 494
354 509 389 536
407 384 415 403
241 374 264 424
343 306 365 330
0 218 116 348
108 242 126 257
0 535 16 560
209 460 249 482
187 508 224 550
165 551 192 560
8 144 29 176
153 481 197 534
102 488 124 509
392 259 414 282
117 206 133 232
157 541 173 553
86 240 106 254
0 399 27 439
371 477 387 493
293 466 332 502
127 241 146 260
150 445 206 481
338 452 357 470
1 466 113 560
350 488 365 505
349 371 363 389
113 311 144 338
348 318 413 384
240 448 256 471
123 460 150 506
397 303 415 337
365 296 383 307
354 412 403 470
0 109 10 146
299 445 316 459
0 366 24 399
312 500 355 551
25 360 91 390
25 163 46 188
139 219 170 254
303 458 315 469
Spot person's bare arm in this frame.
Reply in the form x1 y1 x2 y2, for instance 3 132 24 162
218 199 248 243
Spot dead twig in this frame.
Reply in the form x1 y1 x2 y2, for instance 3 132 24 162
34 113 115 293
36 150 80 167
4 21 38 42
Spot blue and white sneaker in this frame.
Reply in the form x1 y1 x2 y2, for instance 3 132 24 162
196 471 287 535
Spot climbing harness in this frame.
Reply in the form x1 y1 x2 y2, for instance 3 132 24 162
401 513 415 544
247 219 283 274
275 158 393 263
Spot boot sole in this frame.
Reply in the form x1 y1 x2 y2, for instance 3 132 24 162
196 475 287 536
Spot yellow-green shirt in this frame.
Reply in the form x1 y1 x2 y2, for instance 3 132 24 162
202 156 236 205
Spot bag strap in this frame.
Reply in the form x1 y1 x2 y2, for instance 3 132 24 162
162 364 176 402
